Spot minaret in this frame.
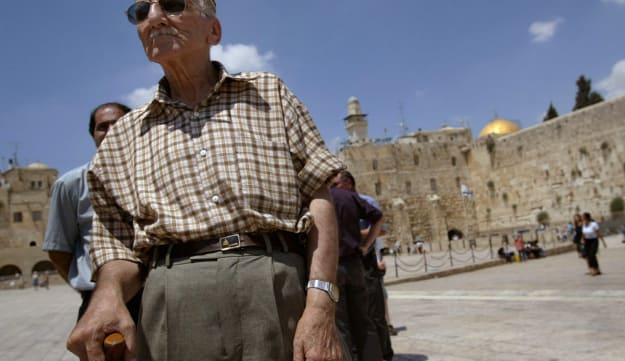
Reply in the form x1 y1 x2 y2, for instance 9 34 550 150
343 96 369 144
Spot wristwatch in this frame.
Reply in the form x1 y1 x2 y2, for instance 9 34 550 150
306 279 340 303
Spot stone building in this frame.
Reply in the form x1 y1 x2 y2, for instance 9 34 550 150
0 163 57 279
338 95 625 248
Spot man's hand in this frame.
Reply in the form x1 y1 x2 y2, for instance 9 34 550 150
67 290 136 361
293 291 342 361
67 260 142 361
377 260 386 271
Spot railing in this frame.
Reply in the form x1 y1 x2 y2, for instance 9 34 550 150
388 235 568 278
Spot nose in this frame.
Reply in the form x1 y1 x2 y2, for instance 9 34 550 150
145 0 167 23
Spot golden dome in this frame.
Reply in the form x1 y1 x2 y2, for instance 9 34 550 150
478 118 521 138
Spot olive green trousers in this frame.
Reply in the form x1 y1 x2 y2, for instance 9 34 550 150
136 249 306 361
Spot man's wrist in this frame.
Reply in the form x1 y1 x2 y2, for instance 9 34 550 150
306 279 339 303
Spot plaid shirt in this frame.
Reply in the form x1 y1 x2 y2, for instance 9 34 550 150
88 62 344 271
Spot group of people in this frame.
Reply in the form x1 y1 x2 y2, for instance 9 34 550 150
42 1 393 360
571 213 606 276
30 271 49 290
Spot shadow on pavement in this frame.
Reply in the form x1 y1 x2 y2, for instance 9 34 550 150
393 354 428 361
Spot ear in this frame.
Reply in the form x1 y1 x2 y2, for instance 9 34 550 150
207 17 222 45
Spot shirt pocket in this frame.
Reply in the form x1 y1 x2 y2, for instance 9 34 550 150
234 135 300 218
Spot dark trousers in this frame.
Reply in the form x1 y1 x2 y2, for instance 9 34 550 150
585 238 599 269
78 289 143 323
365 273 394 360
336 256 383 361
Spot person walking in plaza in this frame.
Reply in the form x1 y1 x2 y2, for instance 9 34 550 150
331 172 385 361
66 1 345 360
572 214 584 258
581 212 604 276
43 102 142 321
31 271 39 290
514 233 526 262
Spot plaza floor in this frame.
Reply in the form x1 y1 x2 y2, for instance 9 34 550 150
0 235 623 361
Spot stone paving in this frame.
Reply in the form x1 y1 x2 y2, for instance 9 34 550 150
0 235 622 361
387 234 625 361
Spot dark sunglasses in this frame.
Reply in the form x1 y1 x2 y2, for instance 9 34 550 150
126 0 187 25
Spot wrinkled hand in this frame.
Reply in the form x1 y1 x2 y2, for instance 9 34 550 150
67 291 136 361
293 297 342 361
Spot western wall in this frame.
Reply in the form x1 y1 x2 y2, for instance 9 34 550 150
338 95 625 248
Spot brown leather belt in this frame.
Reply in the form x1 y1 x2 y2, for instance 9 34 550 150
151 232 306 267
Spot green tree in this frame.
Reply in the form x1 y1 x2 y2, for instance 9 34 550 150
536 211 550 225
589 91 604 106
543 102 559 122
610 197 624 216
573 75 604 111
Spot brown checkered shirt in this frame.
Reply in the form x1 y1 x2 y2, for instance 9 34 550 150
88 62 345 270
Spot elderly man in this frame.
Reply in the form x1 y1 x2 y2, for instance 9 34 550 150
43 102 141 321
67 1 344 361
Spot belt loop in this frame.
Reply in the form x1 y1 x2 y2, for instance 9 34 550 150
261 233 273 255
165 244 174 268
277 232 289 253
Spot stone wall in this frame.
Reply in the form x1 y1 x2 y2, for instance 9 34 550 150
338 95 625 247
468 97 625 231
0 167 57 248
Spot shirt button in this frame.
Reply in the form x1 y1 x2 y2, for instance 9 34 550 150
211 195 221 204
199 149 207 157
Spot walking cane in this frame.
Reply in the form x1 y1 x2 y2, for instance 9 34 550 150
103 332 125 361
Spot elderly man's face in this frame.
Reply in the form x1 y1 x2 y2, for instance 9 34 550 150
136 0 221 64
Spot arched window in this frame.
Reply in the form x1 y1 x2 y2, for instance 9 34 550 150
430 179 438 193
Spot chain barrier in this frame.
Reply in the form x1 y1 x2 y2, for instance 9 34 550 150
394 261 425 273
395 254 425 268
427 252 449 261
450 253 475 264
451 247 472 255
389 241 500 277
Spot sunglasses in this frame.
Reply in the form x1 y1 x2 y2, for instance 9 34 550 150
126 0 187 25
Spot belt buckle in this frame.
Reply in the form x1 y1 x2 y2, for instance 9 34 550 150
220 234 241 251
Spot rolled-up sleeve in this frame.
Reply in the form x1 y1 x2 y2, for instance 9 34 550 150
87 115 143 276
87 169 141 274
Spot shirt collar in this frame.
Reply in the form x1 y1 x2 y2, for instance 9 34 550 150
151 61 256 107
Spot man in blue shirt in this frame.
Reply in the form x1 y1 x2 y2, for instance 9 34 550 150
43 102 140 320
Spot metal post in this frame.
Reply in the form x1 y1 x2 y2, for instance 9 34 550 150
471 244 476 263
489 236 493 259
448 242 453 267
394 251 399 278
423 251 428 273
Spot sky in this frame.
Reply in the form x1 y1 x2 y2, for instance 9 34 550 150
2 0 625 174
